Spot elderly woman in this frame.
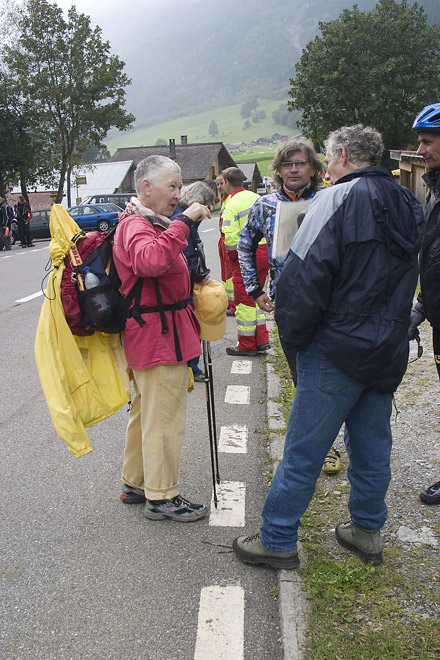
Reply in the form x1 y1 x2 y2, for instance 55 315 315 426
113 155 211 522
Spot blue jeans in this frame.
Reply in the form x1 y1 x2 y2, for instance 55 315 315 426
260 342 393 553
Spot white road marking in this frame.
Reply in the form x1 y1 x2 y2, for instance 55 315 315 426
231 359 252 374
225 385 250 404
219 425 247 453
200 227 216 233
15 291 45 303
209 481 246 527
194 585 244 660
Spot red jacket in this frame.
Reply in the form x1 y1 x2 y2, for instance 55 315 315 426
113 213 201 370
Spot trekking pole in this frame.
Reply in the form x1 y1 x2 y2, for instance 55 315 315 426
202 340 220 508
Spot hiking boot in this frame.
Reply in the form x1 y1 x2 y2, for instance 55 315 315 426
419 480 440 505
226 346 257 357
144 494 208 522
232 533 299 570
257 343 271 353
322 448 341 474
335 521 383 565
120 484 146 504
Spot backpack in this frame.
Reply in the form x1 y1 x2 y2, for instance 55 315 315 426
61 222 190 361
62 226 142 335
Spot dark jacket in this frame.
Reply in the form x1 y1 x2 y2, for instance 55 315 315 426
275 166 424 392
171 205 210 284
418 168 440 327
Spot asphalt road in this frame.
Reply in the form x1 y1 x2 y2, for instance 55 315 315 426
0 215 283 660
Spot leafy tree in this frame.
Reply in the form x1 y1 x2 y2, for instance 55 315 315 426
289 0 440 164
0 68 57 199
208 119 219 137
6 0 134 204
240 98 259 119
81 143 111 162
155 138 167 146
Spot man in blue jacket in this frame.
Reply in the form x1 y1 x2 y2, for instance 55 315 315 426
233 124 424 568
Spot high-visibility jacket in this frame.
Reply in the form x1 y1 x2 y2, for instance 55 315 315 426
219 194 231 231
222 188 260 251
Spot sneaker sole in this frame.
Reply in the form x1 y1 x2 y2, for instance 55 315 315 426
232 538 299 570
335 526 383 565
144 507 208 522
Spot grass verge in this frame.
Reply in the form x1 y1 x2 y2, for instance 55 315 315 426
270 329 440 660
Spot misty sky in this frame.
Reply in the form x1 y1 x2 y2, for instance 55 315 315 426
54 0 175 51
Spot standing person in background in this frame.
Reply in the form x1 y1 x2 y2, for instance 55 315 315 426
408 102 440 506
216 173 235 316
171 180 214 382
237 139 340 474
14 195 34 248
238 137 322 377
233 124 423 568
0 198 11 251
222 167 270 356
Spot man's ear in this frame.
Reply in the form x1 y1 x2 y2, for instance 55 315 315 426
340 146 348 165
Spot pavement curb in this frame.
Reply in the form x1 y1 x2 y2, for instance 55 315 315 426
266 355 309 660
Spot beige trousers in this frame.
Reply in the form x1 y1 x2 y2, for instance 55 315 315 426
122 363 188 500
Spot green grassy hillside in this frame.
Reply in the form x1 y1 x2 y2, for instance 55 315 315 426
105 98 297 154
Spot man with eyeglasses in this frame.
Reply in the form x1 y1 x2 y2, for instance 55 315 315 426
233 124 424 569
238 138 343 474
238 137 322 374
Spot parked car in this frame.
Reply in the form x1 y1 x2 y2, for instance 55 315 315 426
256 182 268 195
67 204 119 232
80 193 132 210
96 202 124 218
11 208 51 244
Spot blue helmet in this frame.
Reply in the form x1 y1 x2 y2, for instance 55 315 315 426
412 103 440 133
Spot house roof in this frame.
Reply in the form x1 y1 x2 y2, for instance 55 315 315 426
389 149 424 162
73 160 134 198
10 160 134 208
110 142 236 181
237 162 263 184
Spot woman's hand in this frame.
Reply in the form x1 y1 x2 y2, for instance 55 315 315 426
184 203 211 223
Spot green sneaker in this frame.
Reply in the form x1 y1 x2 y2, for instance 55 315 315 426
233 533 299 570
335 521 383 565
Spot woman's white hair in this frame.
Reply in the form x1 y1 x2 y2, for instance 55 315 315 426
180 181 215 209
135 155 181 194
324 124 384 166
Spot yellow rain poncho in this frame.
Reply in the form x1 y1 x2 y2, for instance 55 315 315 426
34 205 130 458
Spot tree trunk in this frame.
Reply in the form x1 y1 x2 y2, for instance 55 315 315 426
56 164 67 204
20 177 29 205
66 167 72 208
0 170 6 199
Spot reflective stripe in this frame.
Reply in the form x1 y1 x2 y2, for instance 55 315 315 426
226 243 238 250
235 207 252 221
237 329 256 337
256 318 266 326
237 318 256 327
222 218 232 227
